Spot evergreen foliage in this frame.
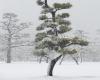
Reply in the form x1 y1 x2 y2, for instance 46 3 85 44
34 0 88 62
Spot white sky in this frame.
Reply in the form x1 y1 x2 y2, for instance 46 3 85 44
0 0 100 42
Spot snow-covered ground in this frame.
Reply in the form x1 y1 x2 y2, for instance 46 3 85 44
0 62 100 80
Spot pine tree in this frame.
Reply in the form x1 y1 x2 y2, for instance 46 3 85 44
35 0 88 76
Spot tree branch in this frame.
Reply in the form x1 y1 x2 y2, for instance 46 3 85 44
44 55 51 60
11 44 33 48
11 41 34 48
69 54 79 65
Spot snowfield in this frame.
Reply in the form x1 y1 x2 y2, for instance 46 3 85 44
0 62 100 80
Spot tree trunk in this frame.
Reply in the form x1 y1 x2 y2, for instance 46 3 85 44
46 57 49 63
47 55 62 76
45 0 49 8
7 48 11 63
7 37 11 63
80 53 83 63
52 12 56 22
39 56 43 63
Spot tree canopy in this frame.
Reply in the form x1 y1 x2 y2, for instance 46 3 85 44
34 0 88 59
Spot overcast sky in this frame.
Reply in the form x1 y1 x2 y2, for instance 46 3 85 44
0 0 100 42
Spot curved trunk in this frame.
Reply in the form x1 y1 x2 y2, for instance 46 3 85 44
47 55 62 76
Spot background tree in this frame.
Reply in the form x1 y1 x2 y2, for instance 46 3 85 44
34 0 88 76
0 13 31 63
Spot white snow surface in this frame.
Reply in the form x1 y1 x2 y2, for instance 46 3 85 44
0 62 100 80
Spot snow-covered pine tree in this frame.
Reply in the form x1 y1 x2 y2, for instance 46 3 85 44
34 0 88 76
